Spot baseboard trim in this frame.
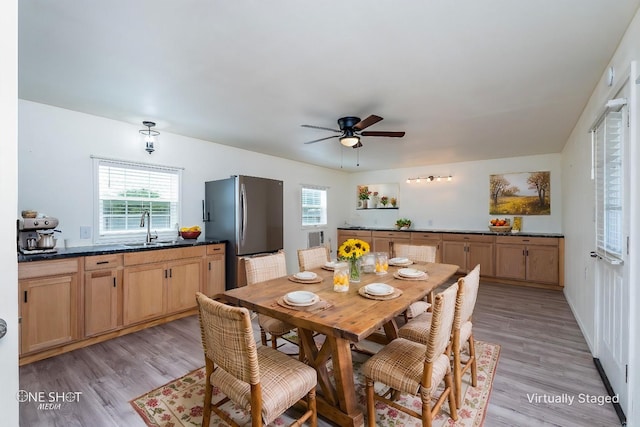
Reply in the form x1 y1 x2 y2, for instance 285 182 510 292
593 357 626 426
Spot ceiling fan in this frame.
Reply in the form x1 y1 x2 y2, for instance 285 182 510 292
301 115 405 148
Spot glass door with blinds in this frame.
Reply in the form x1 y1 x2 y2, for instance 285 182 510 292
591 85 631 417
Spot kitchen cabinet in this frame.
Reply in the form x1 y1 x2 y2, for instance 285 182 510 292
442 234 495 276
84 254 123 337
372 230 410 254
495 236 559 284
203 243 226 296
409 232 443 262
123 246 205 326
337 229 373 249
18 259 80 354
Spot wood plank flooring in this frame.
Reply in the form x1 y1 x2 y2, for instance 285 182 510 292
19 282 621 426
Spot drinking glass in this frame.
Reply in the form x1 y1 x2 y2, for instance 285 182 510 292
375 252 389 275
333 262 350 292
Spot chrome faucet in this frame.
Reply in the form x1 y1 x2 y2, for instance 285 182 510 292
140 210 157 243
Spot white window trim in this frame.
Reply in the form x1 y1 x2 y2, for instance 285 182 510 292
301 184 328 229
92 156 183 244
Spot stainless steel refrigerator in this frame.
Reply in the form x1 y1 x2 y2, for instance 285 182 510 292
204 175 283 289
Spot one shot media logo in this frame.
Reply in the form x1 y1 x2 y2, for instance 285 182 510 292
17 390 82 410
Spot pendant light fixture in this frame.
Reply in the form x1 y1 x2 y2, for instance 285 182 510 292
139 121 160 154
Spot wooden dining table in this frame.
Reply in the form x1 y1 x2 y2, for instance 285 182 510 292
222 261 459 427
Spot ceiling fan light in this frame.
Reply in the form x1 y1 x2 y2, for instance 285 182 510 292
340 136 360 147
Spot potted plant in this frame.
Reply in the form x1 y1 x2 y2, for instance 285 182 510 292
358 186 371 208
390 197 397 207
371 191 379 208
395 218 412 230
380 196 389 207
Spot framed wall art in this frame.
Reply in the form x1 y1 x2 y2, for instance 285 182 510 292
489 171 550 215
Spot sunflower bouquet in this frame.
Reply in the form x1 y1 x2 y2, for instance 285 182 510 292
338 238 370 283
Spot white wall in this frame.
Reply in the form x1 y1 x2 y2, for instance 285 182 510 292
346 154 562 233
562 8 640 425
18 101 351 273
0 0 20 424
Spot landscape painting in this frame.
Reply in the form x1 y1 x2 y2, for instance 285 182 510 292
489 171 550 215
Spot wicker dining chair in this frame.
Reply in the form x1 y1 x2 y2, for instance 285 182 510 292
392 243 437 319
244 252 297 351
195 292 317 427
398 264 480 407
362 282 459 427
297 245 330 271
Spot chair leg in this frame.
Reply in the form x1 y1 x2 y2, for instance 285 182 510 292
453 346 462 407
444 370 458 421
468 334 478 387
365 378 376 427
260 326 268 346
271 333 279 349
202 360 214 427
308 387 317 427
421 388 432 427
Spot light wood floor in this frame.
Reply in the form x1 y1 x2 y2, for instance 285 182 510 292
19 282 621 426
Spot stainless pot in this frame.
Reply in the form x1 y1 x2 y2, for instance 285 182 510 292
37 233 57 249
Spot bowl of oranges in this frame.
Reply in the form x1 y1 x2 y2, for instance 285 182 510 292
489 218 512 233
179 225 202 240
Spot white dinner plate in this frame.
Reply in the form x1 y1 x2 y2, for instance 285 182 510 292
294 271 317 280
324 261 338 269
364 283 394 296
398 268 425 278
285 291 318 306
389 257 410 265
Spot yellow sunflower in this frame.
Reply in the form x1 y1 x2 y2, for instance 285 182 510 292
338 238 370 260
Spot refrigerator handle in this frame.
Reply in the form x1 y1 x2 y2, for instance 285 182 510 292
202 200 206 222
240 183 247 245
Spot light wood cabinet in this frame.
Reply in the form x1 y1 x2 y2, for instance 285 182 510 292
84 254 123 337
409 232 443 262
18 259 80 354
372 230 410 254
337 229 373 249
442 234 495 276
204 243 226 296
495 236 559 284
123 246 205 326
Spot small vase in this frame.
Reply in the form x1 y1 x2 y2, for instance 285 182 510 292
362 200 368 209
349 257 361 283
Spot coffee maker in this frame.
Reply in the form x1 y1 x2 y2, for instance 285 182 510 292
17 216 60 254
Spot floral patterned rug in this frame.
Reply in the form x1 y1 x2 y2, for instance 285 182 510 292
130 340 500 426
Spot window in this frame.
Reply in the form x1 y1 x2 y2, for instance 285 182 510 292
592 107 624 263
301 185 327 227
94 158 182 243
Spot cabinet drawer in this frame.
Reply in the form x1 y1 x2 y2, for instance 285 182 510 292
495 236 558 246
206 243 225 255
372 231 409 239
19 258 79 279
410 232 442 240
85 253 124 270
442 233 495 243
124 246 206 266
339 230 372 238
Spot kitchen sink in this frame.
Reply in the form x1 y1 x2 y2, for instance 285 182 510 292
122 240 183 248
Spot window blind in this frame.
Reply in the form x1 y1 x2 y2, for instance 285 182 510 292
95 158 181 241
593 109 624 264
301 185 327 227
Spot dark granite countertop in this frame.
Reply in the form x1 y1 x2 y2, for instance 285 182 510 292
337 226 563 238
17 239 226 263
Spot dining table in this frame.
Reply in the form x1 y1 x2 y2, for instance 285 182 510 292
222 261 459 427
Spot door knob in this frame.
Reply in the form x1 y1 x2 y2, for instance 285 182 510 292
0 319 6 340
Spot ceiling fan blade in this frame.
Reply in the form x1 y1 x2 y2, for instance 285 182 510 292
301 124 341 133
360 131 405 138
303 135 340 144
353 115 383 131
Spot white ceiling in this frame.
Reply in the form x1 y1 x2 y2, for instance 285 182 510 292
18 1 640 172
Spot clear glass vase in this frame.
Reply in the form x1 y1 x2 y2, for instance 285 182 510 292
349 257 361 283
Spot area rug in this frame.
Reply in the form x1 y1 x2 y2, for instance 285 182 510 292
130 340 500 426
